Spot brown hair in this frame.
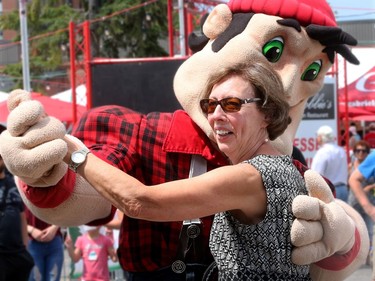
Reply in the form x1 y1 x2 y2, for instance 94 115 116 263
201 62 291 140
354 140 371 153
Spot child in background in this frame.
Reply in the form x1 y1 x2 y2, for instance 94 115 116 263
65 226 118 281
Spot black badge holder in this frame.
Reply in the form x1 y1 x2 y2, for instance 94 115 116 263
172 155 207 277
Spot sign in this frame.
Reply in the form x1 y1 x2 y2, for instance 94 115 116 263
338 48 375 118
294 76 338 167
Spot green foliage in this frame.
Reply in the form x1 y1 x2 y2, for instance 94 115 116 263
91 0 169 58
0 0 170 91
0 0 83 90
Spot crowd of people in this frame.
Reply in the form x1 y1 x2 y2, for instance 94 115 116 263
308 123 375 280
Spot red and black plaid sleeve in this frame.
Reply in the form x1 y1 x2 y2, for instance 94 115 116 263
72 106 215 272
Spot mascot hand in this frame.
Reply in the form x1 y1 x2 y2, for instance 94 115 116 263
291 170 355 265
0 89 68 187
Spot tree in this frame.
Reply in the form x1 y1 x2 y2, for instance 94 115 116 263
0 0 83 91
90 0 169 58
0 0 169 92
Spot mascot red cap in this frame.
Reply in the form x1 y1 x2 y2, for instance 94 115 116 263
228 0 337 27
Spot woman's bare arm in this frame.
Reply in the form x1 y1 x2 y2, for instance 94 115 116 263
63 137 266 222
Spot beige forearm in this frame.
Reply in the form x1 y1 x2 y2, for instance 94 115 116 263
349 171 372 211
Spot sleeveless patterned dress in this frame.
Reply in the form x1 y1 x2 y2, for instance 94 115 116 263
209 155 312 280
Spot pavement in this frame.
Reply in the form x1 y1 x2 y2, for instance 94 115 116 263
345 264 372 281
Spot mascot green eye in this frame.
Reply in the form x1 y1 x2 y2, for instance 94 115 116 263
262 37 284 63
301 60 322 81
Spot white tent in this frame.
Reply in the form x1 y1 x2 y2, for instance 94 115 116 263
51 84 87 106
0 92 9 103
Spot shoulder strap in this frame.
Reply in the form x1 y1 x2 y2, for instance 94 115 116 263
188 154 207 178
172 155 208 275
184 154 207 224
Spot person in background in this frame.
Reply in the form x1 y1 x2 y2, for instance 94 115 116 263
311 125 349 202
347 140 375 267
0 124 34 281
364 123 375 149
349 125 362 150
65 225 118 281
349 144 375 281
104 210 126 281
26 209 64 281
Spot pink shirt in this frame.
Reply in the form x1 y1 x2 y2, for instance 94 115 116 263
75 233 114 281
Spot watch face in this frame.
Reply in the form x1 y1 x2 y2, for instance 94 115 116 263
72 151 86 163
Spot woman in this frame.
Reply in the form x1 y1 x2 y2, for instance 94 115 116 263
348 140 374 265
26 210 64 281
63 62 310 280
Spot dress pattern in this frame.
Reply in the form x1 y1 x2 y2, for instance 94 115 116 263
209 155 311 280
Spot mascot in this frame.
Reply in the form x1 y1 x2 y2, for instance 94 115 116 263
0 0 369 280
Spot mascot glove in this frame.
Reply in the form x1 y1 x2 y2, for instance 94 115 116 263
291 170 355 265
0 89 68 187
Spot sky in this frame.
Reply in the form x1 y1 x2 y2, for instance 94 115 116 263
328 0 375 22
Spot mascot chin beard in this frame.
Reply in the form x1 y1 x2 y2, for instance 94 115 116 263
0 0 369 280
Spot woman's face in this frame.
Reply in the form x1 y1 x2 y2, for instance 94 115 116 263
207 74 268 163
353 145 369 162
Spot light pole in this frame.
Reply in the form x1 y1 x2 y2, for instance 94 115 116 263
178 0 186 56
19 0 30 91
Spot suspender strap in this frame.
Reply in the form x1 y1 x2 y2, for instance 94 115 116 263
172 155 207 277
188 154 208 179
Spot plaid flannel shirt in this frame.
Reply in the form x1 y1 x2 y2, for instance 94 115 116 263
73 106 228 272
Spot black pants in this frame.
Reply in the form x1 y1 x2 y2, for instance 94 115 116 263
0 250 34 281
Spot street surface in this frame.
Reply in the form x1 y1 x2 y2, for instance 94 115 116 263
345 264 372 281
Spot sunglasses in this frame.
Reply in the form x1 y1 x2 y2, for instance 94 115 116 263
354 149 369 154
200 97 261 114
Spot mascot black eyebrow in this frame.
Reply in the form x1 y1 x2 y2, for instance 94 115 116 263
0 0 369 280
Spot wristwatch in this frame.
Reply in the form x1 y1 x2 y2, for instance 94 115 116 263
69 147 91 173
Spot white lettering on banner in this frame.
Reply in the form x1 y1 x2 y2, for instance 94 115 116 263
305 93 333 110
356 71 375 92
304 112 329 118
349 100 375 107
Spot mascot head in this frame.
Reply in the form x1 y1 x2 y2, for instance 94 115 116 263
174 0 358 154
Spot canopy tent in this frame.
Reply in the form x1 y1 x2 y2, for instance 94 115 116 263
338 48 375 120
51 85 87 106
0 92 86 124
0 92 9 102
